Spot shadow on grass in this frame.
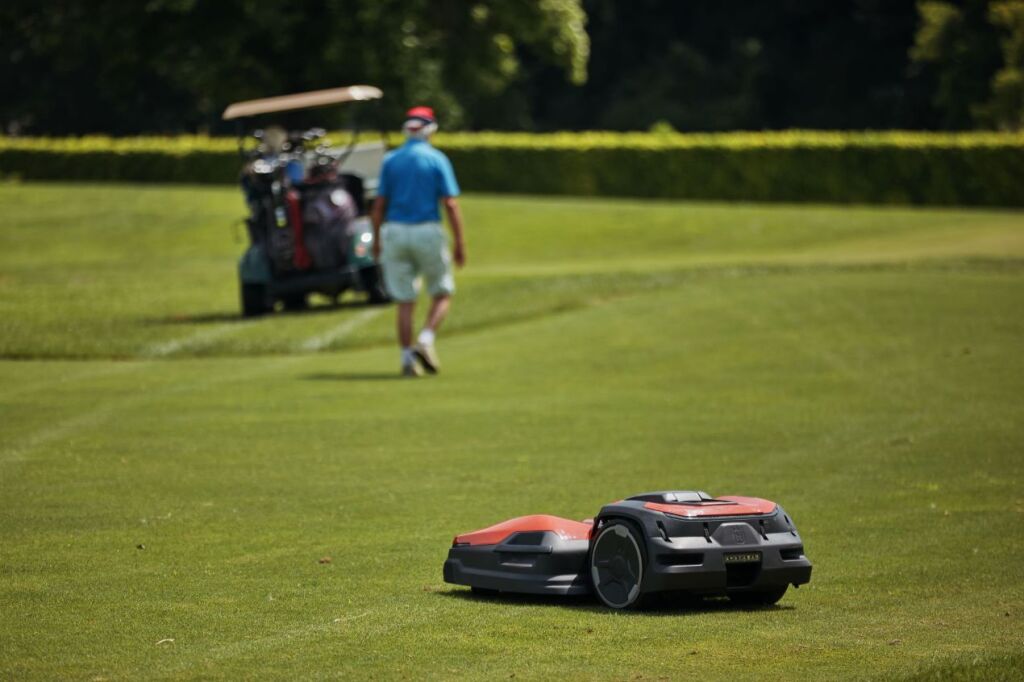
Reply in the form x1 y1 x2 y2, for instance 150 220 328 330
437 588 796 617
302 372 407 382
145 299 384 326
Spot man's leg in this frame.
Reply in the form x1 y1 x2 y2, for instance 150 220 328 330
412 225 454 374
379 227 422 376
424 294 451 334
413 295 449 374
398 301 416 347
397 301 420 376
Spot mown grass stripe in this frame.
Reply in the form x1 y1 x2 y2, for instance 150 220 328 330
297 308 383 353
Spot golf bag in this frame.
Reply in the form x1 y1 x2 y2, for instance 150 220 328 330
242 163 358 274
242 166 297 274
300 183 357 269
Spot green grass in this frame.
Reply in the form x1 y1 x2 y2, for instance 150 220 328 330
1 183 1022 680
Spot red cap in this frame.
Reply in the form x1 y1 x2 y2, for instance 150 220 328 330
405 106 436 123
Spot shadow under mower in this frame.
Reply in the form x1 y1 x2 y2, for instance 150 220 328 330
443 490 812 610
223 85 391 317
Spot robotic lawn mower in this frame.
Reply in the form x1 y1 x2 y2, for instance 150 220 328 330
443 490 812 610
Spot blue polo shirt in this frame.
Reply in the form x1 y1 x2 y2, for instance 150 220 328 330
377 139 460 223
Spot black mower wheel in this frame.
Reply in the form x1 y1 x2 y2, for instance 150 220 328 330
589 520 647 610
241 283 268 318
728 586 788 607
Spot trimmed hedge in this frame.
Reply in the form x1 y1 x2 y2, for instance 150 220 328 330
2 131 1023 206
0 136 240 185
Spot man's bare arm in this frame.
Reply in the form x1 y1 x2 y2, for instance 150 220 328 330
371 196 387 262
443 197 466 267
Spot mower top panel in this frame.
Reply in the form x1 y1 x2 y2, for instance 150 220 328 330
626 490 716 503
454 514 593 546
640 495 778 518
602 491 778 518
222 85 383 120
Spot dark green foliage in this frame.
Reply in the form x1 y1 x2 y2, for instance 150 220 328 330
986 1 1024 129
0 0 587 135
533 0 932 131
910 1 1005 127
3 0 1020 134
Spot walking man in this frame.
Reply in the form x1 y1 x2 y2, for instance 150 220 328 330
371 106 466 377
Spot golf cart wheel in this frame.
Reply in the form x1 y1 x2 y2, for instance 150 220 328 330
590 520 647 610
359 265 390 304
728 586 788 606
282 293 307 311
241 283 268 317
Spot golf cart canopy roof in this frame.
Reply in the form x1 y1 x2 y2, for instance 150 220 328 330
222 85 383 120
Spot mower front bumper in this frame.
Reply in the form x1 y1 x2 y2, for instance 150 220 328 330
643 522 812 595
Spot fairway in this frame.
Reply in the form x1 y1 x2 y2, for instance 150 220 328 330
1 184 1023 679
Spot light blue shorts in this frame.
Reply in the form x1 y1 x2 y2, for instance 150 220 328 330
380 222 455 302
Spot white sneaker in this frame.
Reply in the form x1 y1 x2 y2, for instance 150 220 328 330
412 343 440 374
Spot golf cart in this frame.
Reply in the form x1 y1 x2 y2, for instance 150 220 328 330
223 85 390 317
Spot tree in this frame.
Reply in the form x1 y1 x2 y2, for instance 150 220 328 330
909 0 1004 128
0 0 588 134
517 0 935 132
986 1 1024 128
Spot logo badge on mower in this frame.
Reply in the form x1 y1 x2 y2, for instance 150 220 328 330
724 552 761 564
